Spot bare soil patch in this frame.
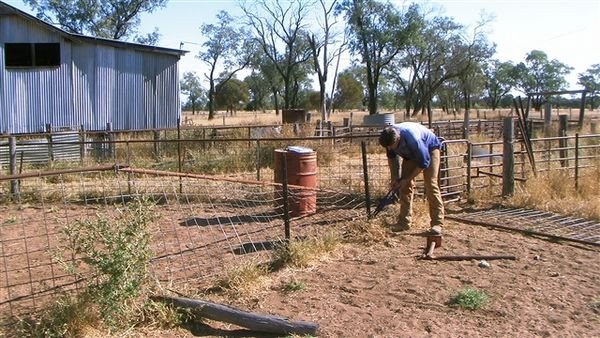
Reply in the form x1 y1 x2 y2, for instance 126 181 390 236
147 210 600 337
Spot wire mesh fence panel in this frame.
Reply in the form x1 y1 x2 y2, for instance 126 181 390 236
0 165 367 320
0 123 598 321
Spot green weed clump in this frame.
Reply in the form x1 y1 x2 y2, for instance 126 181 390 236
16 197 162 337
449 287 489 310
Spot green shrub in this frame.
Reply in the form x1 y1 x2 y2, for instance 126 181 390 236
57 197 157 330
449 287 489 310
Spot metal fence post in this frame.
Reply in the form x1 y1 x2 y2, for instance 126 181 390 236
177 117 182 194
502 117 515 197
282 152 290 240
575 133 579 191
361 141 371 217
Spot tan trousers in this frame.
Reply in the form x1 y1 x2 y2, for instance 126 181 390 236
397 149 444 227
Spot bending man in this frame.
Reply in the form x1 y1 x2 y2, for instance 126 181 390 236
378 123 444 235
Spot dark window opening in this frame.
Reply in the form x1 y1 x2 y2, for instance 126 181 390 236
5 43 60 68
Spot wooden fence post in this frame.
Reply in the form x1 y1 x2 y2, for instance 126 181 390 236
79 124 86 165
46 123 54 164
256 140 261 181
106 122 114 161
544 103 552 137
559 114 568 168
9 136 19 200
502 117 514 197
591 119 598 134
153 130 161 159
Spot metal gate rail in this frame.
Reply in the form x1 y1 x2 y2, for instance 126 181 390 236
447 207 600 247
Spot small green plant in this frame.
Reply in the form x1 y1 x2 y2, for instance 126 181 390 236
51 197 157 332
283 279 306 293
449 287 489 310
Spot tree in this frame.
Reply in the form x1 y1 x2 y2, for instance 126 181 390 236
242 0 314 111
24 0 166 42
483 60 517 110
307 0 345 123
180 72 205 115
244 71 271 112
514 50 573 111
333 70 364 110
336 0 421 116
199 11 252 120
578 64 600 110
392 13 493 125
214 78 249 115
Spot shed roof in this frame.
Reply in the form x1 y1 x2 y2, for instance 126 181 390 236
0 1 187 57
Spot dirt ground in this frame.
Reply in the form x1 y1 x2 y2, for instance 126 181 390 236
143 206 600 338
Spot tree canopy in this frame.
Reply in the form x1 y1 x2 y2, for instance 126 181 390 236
24 0 167 43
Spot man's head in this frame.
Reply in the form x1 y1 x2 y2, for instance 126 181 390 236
379 126 398 148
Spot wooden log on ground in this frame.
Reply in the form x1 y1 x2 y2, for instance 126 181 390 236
151 295 319 335
431 254 517 261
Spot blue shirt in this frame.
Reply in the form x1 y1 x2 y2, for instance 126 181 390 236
385 122 442 168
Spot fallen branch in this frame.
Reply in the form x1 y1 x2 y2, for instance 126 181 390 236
151 295 319 335
428 254 517 261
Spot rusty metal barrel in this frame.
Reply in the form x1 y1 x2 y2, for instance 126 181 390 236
274 147 317 217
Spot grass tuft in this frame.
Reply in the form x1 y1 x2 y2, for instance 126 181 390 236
216 260 270 297
449 287 489 310
272 232 341 269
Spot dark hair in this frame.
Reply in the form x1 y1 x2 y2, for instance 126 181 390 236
379 126 397 147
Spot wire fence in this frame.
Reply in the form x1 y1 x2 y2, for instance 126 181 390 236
0 118 599 320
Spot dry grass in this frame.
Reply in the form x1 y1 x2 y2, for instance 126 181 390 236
216 260 271 298
506 169 600 220
180 108 519 127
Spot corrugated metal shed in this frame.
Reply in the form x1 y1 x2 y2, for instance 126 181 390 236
0 1 186 135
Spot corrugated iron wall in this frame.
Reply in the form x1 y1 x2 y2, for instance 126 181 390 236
0 14 181 135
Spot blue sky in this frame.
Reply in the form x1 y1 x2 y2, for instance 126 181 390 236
5 0 600 88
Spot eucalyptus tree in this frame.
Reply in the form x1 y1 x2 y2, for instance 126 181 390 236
483 60 518 110
514 50 573 111
333 69 365 110
241 0 315 111
453 40 494 113
244 71 272 112
578 64 600 109
336 0 421 116
180 72 205 115
24 0 166 43
199 11 253 120
391 13 493 125
307 0 345 122
214 77 249 115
